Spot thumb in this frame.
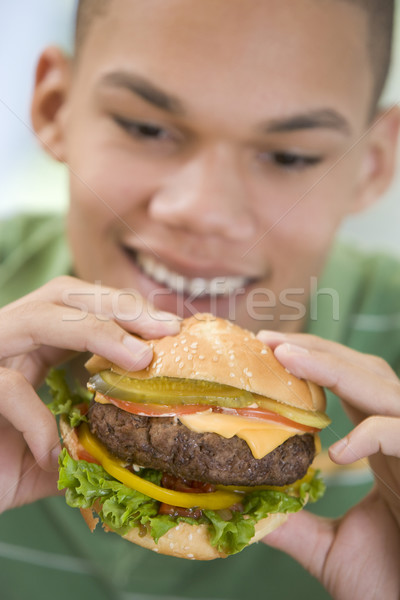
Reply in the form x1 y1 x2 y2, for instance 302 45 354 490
262 510 334 580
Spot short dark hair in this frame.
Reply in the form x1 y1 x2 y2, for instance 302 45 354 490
75 0 395 107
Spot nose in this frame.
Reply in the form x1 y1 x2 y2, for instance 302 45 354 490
148 145 256 241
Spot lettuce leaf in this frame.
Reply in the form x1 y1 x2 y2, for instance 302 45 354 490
46 369 91 427
58 449 325 556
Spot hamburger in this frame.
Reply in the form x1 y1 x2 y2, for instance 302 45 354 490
49 314 330 560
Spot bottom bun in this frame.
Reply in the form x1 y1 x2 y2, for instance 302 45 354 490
60 417 290 560
121 512 288 560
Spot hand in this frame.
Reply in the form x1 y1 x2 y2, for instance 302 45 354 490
257 331 400 600
0 276 180 513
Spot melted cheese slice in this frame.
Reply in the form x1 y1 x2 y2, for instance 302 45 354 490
179 413 303 459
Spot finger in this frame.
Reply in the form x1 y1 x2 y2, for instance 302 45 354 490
257 331 396 381
329 416 400 463
17 276 182 338
0 368 61 472
273 342 400 417
0 454 62 514
262 510 334 581
0 302 153 373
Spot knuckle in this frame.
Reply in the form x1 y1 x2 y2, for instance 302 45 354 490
0 367 29 394
49 275 77 289
86 313 122 339
366 354 394 377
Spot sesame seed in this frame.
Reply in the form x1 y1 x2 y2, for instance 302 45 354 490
288 381 292 386
212 356 218 362
229 362 234 368
199 355 205 360
188 533 193 541
190 343 198 349
180 338 187 344
176 525 181 531
188 554 194 558
171 349 176 355
261 348 268 355
230 373 235 378
183 347 189 352
179 362 184 369
173 342 178 348
175 356 181 362
158 351 165 357
169 543 174 549
153 548 159 553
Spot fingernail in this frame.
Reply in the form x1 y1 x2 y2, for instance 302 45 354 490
151 311 182 334
257 331 286 343
123 336 152 358
330 437 348 457
277 343 309 355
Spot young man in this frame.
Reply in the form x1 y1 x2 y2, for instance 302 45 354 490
0 0 399 598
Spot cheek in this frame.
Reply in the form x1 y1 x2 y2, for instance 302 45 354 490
67 150 159 238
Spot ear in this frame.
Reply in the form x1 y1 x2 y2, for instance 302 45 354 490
350 105 400 214
31 46 72 163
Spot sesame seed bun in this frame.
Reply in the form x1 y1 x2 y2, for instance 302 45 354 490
60 416 290 560
86 313 325 413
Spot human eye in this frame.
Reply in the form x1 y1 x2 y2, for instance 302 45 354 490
113 116 178 143
257 150 323 171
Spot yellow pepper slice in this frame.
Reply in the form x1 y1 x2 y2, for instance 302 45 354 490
78 424 243 510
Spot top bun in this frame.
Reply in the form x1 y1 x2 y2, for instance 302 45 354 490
86 313 325 413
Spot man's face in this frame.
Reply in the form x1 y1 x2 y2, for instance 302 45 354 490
61 0 374 331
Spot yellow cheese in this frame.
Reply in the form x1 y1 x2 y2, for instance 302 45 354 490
179 413 302 459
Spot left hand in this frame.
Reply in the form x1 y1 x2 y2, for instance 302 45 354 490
256 331 400 600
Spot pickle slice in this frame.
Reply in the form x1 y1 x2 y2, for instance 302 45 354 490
89 372 254 408
88 371 331 429
252 394 331 428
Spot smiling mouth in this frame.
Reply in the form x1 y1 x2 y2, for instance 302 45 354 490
126 249 255 297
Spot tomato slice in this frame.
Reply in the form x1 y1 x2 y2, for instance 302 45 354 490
224 407 319 433
101 395 211 417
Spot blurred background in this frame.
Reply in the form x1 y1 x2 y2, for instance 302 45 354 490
0 0 399 254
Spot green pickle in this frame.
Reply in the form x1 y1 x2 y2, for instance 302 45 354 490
88 371 331 428
89 371 254 408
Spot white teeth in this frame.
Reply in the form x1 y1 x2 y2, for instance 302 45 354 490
136 253 249 296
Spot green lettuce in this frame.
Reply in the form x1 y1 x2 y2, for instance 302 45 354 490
58 449 325 555
46 368 92 427
49 368 326 556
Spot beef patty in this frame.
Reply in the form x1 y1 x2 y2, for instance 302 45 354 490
88 402 315 487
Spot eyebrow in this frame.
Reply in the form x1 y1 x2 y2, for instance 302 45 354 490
99 72 185 115
261 109 351 135
99 71 351 136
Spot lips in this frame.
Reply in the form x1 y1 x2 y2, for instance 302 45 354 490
126 249 255 297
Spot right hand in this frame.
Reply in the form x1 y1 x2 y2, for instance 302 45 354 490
0 276 181 513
